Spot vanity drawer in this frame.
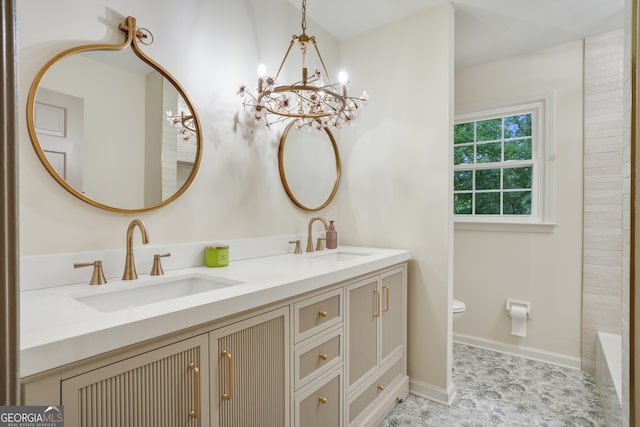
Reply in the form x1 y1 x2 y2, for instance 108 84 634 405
295 288 343 343
295 326 343 390
348 357 403 425
295 368 343 427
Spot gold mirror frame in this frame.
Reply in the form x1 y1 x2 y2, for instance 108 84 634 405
26 16 202 213
278 120 341 211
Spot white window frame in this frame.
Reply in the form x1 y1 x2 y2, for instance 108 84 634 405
453 93 555 233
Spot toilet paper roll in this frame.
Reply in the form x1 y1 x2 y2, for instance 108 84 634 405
510 305 528 337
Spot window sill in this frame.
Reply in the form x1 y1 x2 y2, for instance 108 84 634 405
454 220 556 233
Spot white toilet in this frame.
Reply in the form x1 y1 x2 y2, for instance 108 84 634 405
453 299 466 323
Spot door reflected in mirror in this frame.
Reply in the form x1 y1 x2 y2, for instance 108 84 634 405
278 121 341 211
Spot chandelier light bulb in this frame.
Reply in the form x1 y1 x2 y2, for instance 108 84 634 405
338 70 348 97
257 63 266 77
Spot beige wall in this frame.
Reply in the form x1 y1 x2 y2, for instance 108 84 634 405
454 41 584 362
338 4 455 399
17 0 340 255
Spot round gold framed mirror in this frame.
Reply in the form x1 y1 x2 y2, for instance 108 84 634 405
26 16 202 213
278 121 341 211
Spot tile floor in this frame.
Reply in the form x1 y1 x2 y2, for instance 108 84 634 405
379 343 606 426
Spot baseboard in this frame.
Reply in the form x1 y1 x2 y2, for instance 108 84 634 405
454 333 581 370
409 378 457 405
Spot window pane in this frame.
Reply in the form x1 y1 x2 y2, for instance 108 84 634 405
504 138 532 161
475 192 500 214
476 142 502 163
454 171 473 191
454 122 474 144
454 193 472 214
476 168 500 190
504 114 532 138
503 191 532 215
454 146 474 165
504 167 532 189
477 118 502 141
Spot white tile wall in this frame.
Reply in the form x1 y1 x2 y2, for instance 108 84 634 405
584 21 631 426
621 0 632 423
582 29 624 390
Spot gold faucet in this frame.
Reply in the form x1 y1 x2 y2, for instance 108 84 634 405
74 260 107 285
122 219 149 280
306 217 328 253
289 240 303 255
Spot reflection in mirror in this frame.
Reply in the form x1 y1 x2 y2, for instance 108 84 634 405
33 49 197 210
27 16 201 213
278 121 340 211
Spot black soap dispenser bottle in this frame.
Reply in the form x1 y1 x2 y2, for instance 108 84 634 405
326 220 338 249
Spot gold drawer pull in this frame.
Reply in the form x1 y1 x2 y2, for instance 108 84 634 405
319 310 328 317
221 351 233 400
319 396 328 404
377 384 385 391
382 285 390 312
373 289 381 318
319 353 328 361
188 362 200 419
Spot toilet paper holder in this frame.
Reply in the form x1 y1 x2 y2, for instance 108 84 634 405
505 299 531 318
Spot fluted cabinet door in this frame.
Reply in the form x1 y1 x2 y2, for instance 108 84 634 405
210 307 290 427
61 335 209 427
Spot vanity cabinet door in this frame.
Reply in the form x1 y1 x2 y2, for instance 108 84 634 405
380 269 404 364
346 266 406 395
61 335 209 427
346 277 380 389
210 307 290 427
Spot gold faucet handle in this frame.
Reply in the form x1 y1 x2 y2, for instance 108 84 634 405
150 253 171 276
74 260 107 285
289 240 302 255
315 237 326 251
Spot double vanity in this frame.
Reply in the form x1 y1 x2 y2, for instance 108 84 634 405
21 239 410 426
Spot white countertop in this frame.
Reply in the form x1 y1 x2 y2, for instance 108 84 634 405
21 246 410 377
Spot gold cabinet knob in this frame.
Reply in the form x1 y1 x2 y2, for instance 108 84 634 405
319 310 328 317
319 353 328 361
319 396 328 404
377 384 385 391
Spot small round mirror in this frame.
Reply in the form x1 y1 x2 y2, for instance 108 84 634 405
26 16 202 213
278 121 341 211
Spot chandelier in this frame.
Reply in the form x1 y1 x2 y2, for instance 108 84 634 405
238 0 367 130
166 110 196 142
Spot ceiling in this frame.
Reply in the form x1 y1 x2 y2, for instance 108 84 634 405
288 0 625 68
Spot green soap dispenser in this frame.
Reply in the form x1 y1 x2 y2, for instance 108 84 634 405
326 220 338 249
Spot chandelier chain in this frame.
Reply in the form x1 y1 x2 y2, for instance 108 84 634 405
301 0 307 33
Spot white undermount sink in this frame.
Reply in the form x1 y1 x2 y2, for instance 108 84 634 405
73 274 242 313
307 250 372 262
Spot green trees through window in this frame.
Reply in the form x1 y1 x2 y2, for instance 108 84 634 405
453 113 533 216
